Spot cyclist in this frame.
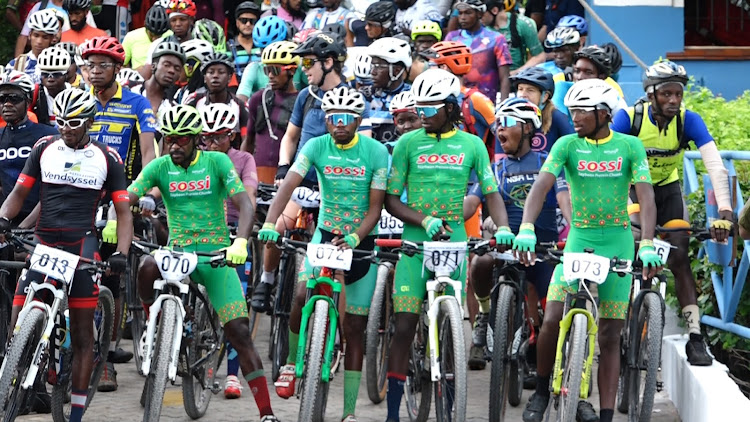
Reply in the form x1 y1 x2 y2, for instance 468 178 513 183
174 38 214 103
351 0 396 46
572 45 626 109
407 20 442 83
165 0 197 43
60 0 106 45
236 15 294 102
228 1 263 81
127 104 279 422
0 88 133 422
351 53 374 100
366 36 412 143
611 60 734 366
259 87 388 422
7 9 59 83
465 98 570 373
538 26 580 79
483 0 546 73
446 0 512 103
388 90 421 141
515 78 662 422
244 41 300 183
129 41 184 123
123 5 171 70
383 68 513 422
200 102 258 399
34 46 72 126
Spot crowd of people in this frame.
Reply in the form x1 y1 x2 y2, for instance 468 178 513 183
0 0 742 421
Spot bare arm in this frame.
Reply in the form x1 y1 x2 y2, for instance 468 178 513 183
537 24 548 43
264 171 304 226
113 200 133 255
6 6 22 31
633 182 656 241
484 191 509 228
498 65 510 101
556 190 572 226
278 123 302 168
18 202 40 229
0 184 33 221
244 184 257 213
229 190 254 240
511 51 546 75
139 132 156 167
463 195 481 221
385 193 425 227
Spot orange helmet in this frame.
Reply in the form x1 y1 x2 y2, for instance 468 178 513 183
428 41 472 76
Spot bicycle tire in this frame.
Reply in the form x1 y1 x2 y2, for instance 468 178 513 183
270 252 296 381
0 307 45 421
489 285 516 421
51 287 115 422
404 318 431 422
298 300 330 422
558 313 588 422
617 315 631 414
246 237 263 341
434 299 467 422
628 294 662 421
126 251 146 375
0 271 13 359
182 294 222 419
143 299 179 422
508 353 523 407
365 263 392 404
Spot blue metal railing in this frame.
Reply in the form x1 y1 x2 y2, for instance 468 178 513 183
683 150 750 339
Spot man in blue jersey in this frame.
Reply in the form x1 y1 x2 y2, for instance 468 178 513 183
366 37 412 143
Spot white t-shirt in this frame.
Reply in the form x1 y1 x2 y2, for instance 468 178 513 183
301 6 355 31
394 0 443 35
21 2 97 36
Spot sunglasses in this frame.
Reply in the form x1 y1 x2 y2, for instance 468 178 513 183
495 116 522 129
237 17 257 25
415 104 445 118
263 64 296 76
41 71 66 79
84 61 117 70
0 94 26 104
165 135 193 146
568 107 595 116
56 117 88 129
201 133 231 144
326 113 358 126
300 58 321 70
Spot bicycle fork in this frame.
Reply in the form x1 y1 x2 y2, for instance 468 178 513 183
295 275 341 383
426 276 463 382
141 279 188 380
551 308 597 398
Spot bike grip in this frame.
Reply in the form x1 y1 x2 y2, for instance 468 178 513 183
375 239 402 248
376 251 401 262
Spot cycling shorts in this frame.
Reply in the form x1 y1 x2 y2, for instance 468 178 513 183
547 226 634 320
298 228 377 316
392 222 468 315
180 243 248 325
14 232 101 309
629 181 687 226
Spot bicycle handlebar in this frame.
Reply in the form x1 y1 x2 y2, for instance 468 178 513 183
280 238 401 263
131 240 227 265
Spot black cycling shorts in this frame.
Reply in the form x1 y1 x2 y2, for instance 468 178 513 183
629 180 688 226
315 229 376 285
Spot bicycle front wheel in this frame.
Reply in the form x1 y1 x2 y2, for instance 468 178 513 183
0 307 45 421
489 284 516 422
627 293 663 421
298 299 331 422
182 291 222 419
434 299 467 422
143 299 179 422
558 313 588 422
365 263 392 404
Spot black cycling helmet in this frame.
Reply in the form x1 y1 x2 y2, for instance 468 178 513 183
285 21 298 42
235 0 261 17
145 5 170 36
200 51 234 73
321 23 346 42
455 0 487 12
510 67 555 96
152 40 186 64
292 31 347 62
573 45 612 77
365 1 395 27
602 42 622 75
63 0 91 11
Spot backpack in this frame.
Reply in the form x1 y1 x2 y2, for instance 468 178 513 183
254 87 296 136
629 97 688 152
461 87 480 137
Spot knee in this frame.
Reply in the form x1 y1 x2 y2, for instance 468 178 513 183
225 319 253 349
597 323 621 350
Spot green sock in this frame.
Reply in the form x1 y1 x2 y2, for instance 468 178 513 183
342 370 362 418
287 330 299 364
477 295 491 314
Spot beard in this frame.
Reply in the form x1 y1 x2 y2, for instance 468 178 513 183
71 20 86 31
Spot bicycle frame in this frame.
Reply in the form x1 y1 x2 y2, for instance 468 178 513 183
141 277 189 380
425 270 464 382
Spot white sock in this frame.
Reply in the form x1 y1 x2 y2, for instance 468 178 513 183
261 271 276 285
682 304 701 335
110 341 117 351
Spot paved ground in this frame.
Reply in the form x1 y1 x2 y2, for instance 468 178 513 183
18 312 682 422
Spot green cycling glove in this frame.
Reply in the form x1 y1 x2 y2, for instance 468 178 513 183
258 222 280 243
494 226 515 247
102 220 117 244
512 223 536 253
638 239 663 269
421 216 443 238
226 238 249 265
343 233 360 249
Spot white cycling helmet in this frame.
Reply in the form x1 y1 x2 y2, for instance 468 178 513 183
37 47 71 72
495 97 542 129
181 39 214 62
74 44 86 67
116 68 145 86
0 69 35 98
28 9 60 35
411 68 461 103
353 53 372 81
389 91 416 114
563 78 620 113
367 37 412 68
544 26 580 49
321 86 366 115
53 87 97 119
201 103 238 134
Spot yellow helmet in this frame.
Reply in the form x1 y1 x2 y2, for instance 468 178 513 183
261 41 300 66
411 20 442 41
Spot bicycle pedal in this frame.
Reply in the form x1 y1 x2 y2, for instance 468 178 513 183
210 381 221 394
656 381 663 392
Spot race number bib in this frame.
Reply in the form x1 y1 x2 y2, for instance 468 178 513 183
379 209 404 236
652 239 672 263
422 242 467 274
29 244 80 284
153 249 198 282
562 252 610 284
306 243 353 271
291 187 321 208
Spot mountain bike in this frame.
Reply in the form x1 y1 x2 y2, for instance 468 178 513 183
276 237 399 422
375 237 497 422
365 208 403 404
536 248 634 422
0 229 34 360
0 233 113 422
617 219 711 421
132 241 227 421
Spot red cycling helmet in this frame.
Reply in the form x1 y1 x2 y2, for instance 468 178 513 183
166 0 197 17
80 36 126 64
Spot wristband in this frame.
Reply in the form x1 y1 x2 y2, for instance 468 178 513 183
519 222 535 231
640 239 654 248
233 237 248 248
348 233 360 246
262 222 275 230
